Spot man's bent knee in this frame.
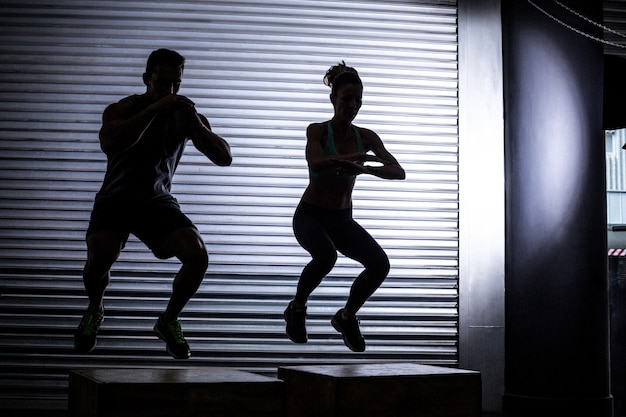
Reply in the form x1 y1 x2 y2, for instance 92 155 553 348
186 245 209 274
166 227 209 272
85 231 123 276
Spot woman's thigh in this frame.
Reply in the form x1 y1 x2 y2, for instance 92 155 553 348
293 208 337 260
330 219 387 266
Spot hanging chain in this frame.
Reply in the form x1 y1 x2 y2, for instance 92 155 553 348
527 0 626 49
552 0 626 39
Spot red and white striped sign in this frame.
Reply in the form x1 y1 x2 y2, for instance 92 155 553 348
609 248 626 256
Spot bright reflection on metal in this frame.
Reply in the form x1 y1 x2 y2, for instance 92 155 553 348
516 24 586 253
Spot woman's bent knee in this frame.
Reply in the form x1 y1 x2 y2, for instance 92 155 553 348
311 250 337 275
366 254 390 279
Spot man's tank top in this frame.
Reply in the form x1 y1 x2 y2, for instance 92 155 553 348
97 94 189 200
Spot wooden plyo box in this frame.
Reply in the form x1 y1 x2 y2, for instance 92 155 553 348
278 363 481 417
69 367 284 417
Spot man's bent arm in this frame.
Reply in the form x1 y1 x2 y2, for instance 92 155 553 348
99 102 159 155
190 113 232 166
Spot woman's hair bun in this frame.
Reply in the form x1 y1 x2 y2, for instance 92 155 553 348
323 61 359 88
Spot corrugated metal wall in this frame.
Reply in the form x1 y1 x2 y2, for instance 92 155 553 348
605 2 626 229
0 0 459 413
605 0 626 58
605 0 626 197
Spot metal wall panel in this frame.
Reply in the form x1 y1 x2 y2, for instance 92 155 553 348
0 0 459 277
605 0 626 56
0 0 458 413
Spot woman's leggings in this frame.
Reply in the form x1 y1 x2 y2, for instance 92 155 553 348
292 201 390 313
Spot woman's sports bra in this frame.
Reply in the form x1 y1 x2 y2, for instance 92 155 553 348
309 121 364 178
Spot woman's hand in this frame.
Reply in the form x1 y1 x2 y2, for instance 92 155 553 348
328 158 367 176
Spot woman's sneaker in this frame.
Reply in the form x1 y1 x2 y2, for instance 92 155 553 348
331 309 366 352
74 305 104 353
154 315 191 359
284 302 307 343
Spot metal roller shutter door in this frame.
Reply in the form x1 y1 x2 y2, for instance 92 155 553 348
0 0 458 412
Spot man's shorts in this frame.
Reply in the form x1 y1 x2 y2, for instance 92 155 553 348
86 193 196 256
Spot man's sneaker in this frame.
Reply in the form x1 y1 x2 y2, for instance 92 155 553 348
284 302 307 343
331 309 366 352
74 305 104 353
154 315 191 359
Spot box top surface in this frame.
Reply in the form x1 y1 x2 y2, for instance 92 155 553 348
71 367 280 384
279 363 480 378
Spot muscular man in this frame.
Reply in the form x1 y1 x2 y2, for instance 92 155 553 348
74 49 232 359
